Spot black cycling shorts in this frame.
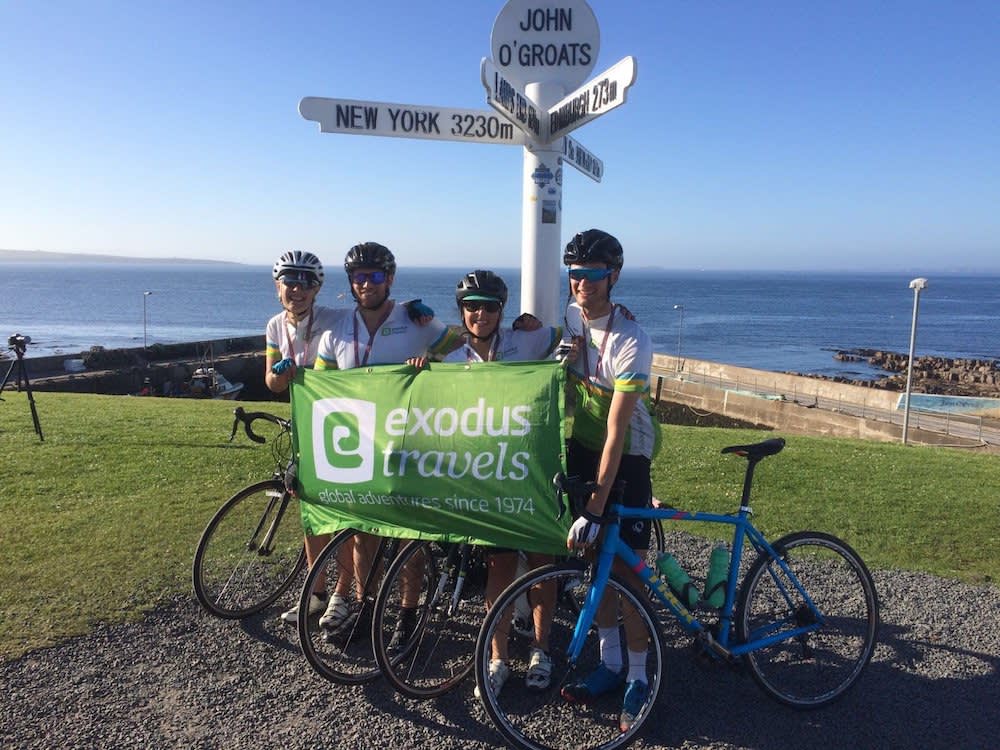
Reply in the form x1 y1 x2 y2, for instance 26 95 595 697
566 438 652 550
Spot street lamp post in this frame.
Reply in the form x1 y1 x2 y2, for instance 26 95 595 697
901 277 928 445
673 304 684 372
143 291 153 349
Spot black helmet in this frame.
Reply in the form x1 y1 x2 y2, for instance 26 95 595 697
456 270 508 307
563 229 624 270
344 242 397 275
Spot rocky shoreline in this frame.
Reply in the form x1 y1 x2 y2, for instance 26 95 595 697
803 349 1000 398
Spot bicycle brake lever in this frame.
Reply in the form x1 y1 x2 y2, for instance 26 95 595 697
229 407 244 442
552 473 567 520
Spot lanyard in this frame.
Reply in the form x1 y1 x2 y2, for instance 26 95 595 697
284 310 313 366
581 306 616 383
467 331 500 362
352 301 395 367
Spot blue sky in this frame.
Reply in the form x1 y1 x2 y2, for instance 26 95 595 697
1 1 997 272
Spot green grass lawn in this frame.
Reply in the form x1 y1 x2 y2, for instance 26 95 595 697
1 390 997 659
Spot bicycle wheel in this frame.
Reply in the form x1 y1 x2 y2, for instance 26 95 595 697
373 542 486 698
297 529 392 685
476 561 663 750
736 531 879 708
192 479 305 619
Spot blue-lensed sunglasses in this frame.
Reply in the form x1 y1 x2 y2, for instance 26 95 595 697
568 267 614 282
351 270 388 285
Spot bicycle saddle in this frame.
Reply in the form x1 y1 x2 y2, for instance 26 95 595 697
721 438 786 461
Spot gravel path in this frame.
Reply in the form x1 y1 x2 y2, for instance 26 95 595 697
2 540 998 750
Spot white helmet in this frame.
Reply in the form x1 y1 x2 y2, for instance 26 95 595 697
272 251 324 285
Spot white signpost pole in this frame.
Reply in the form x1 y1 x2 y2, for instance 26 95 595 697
520 81 565 325
489 0 600 325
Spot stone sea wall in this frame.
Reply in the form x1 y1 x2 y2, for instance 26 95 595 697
6 336 270 400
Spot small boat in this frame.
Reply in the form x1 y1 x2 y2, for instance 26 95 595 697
187 367 243 400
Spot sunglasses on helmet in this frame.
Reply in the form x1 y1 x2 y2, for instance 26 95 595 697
461 300 502 314
350 270 388 285
568 267 614 282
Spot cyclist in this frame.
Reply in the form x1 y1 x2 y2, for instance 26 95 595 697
311 242 459 639
265 250 349 624
442 270 562 696
266 250 433 624
559 229 661 733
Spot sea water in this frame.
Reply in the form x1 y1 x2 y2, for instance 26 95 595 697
1 262 997 379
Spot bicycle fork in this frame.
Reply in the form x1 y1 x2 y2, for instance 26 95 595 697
249 487 287 556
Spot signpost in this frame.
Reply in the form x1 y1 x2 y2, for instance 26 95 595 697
300 0 634 325
300 97 529 146
481 58 543 140
561 135 603 182
546 56 637 142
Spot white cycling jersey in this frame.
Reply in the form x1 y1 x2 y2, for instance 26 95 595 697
563 302 661 459
314 301 458 369
265 305 347 368
442 326 562 363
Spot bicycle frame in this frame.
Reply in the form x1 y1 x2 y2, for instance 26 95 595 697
567 502 827 663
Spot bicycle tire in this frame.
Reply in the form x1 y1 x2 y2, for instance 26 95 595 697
297 529 393 685
476 561 663 750
736 531 879 708
373 541 486 698
192 479 305 619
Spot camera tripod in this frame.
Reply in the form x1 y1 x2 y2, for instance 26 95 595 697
1 344 44 441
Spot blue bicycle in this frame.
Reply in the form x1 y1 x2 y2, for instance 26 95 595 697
475 438 879 750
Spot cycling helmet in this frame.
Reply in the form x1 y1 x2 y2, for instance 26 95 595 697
563 229 624 270
344 242 397 275
455 270 508 307
272 250 324 284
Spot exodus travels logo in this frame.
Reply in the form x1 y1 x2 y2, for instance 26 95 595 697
312 398 377 484
311 395 535 485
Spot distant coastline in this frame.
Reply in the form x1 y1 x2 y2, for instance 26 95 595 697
0 249 247 266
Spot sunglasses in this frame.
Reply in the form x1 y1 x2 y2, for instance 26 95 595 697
462 300 502 314
568 267 614 282
350 270 388 285
280 275 320 289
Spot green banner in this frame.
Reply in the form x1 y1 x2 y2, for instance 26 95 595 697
290 361 569 554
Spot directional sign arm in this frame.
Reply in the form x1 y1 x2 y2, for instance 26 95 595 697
299 96 528 146
559 135 603 183
545 56 637 143
480 58 543 142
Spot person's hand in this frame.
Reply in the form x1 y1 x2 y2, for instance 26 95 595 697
406 356 429 369
405 299 435 325
567 515 600 549
556 336 583 364
512 312 542 331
